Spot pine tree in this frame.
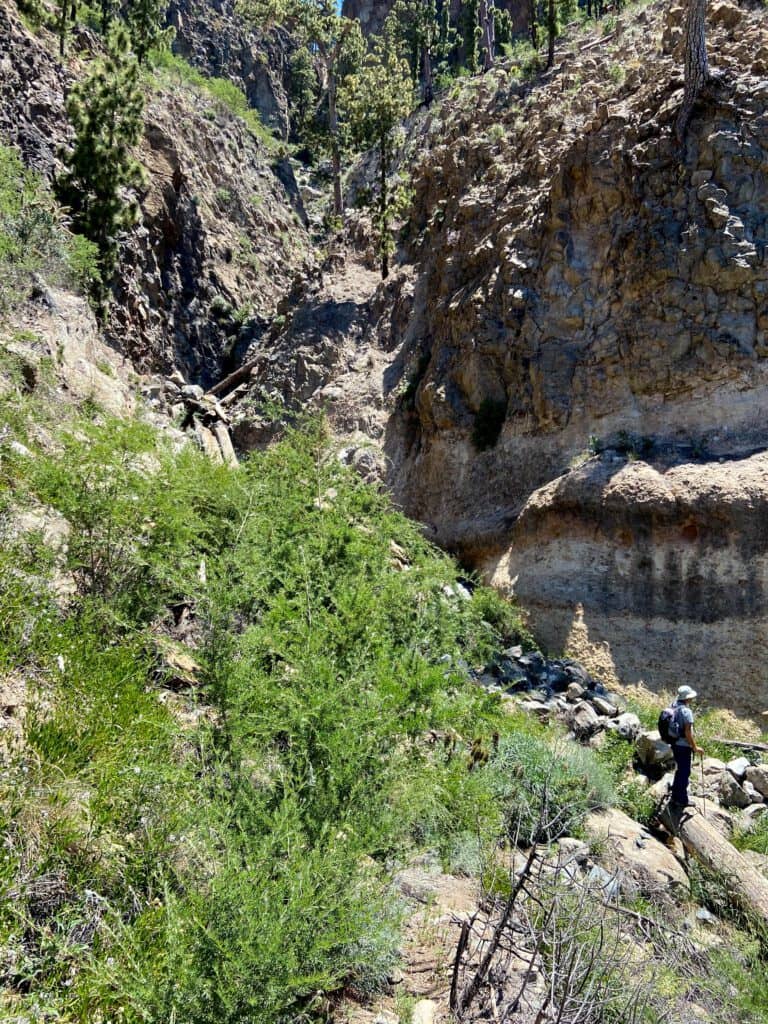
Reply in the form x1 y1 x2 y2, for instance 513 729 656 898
479 0 494 71
544 0 575 68
57 25 145 296
239 0 364 217
57 0 78 56
461 0 481 73
493 6 513 54
339 31 411 278
385 0 458 105
123 0 174 65
99 0 117 35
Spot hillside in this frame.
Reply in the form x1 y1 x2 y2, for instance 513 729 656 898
4 0 768 1020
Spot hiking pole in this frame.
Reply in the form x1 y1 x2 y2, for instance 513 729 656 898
700 752 706 819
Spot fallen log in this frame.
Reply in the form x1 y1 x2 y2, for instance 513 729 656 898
711 738 768 754
659 800 768 927
206 356 260 398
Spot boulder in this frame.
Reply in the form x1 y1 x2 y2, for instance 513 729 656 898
566 682 585 702
701 757 726 778
742 803 768 823
636 731 674 769
608 712 641 741
745 764 768 798
585 808 689 901
411 1000 438 1024
589 695 619 716
569 700 601 739
726 757 751 781
648 772 674 803
742 780 764 805
719 772 752 809
518 699 553 722
556 837 590 866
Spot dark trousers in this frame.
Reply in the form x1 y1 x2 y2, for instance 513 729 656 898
672 745 693 805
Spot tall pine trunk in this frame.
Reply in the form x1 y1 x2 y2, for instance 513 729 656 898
328 64 343 217
546 0 556 68
480 0 495 71
676 0 709 142
422 44 434 106
529 0 539 48
379 140 389 279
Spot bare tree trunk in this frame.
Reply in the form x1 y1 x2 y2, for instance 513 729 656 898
328 63 343 217
528 0 538 46
676 0 709 142
480 0 495 71
422 43 434 106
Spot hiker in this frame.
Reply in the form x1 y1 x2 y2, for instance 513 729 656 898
670 685 704 808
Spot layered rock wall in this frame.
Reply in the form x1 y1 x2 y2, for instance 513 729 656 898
239 0 768 715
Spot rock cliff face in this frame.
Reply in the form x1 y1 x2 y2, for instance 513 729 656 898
238 0 768 715
167 0 292 139
1 0 312 384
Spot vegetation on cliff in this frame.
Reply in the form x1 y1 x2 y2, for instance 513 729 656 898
0 371 548 1020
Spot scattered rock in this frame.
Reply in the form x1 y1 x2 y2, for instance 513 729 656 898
726 757 751 781
566 682 585 702
411 1000 437 1024
742 780 763 805
636 731 674 770
695 906 717 926
589 695 618 716
648 772 674 803
719 772 752 809
742 803 768 823
556 837 590 866
569 700 601 739
608 712 641 741
745 764 768 798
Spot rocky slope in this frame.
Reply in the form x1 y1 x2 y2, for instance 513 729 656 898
1 0 313 385
233 0 768 716
167 0 293 139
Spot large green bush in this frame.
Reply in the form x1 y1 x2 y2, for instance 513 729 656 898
0 408 529 1022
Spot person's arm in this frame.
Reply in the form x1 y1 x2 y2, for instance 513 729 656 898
684 722 703 755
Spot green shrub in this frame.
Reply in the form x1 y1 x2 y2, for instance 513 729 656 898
150 51 277 148
594 729 656 824
485 732 617 842
0 143 102 307
2 406 532 1021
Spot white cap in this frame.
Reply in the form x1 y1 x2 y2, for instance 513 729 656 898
677 685 697 701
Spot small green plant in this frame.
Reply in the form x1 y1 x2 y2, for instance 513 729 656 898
608 62 626 84
215 187 233 207
487 122 505 144
485 733 617 843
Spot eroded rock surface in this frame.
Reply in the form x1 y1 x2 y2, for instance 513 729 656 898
239 0 768 714
1 0 312 386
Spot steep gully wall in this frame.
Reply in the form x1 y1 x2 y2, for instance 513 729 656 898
238 0 768 718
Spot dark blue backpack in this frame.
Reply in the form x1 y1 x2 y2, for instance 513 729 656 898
658 705 683 745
